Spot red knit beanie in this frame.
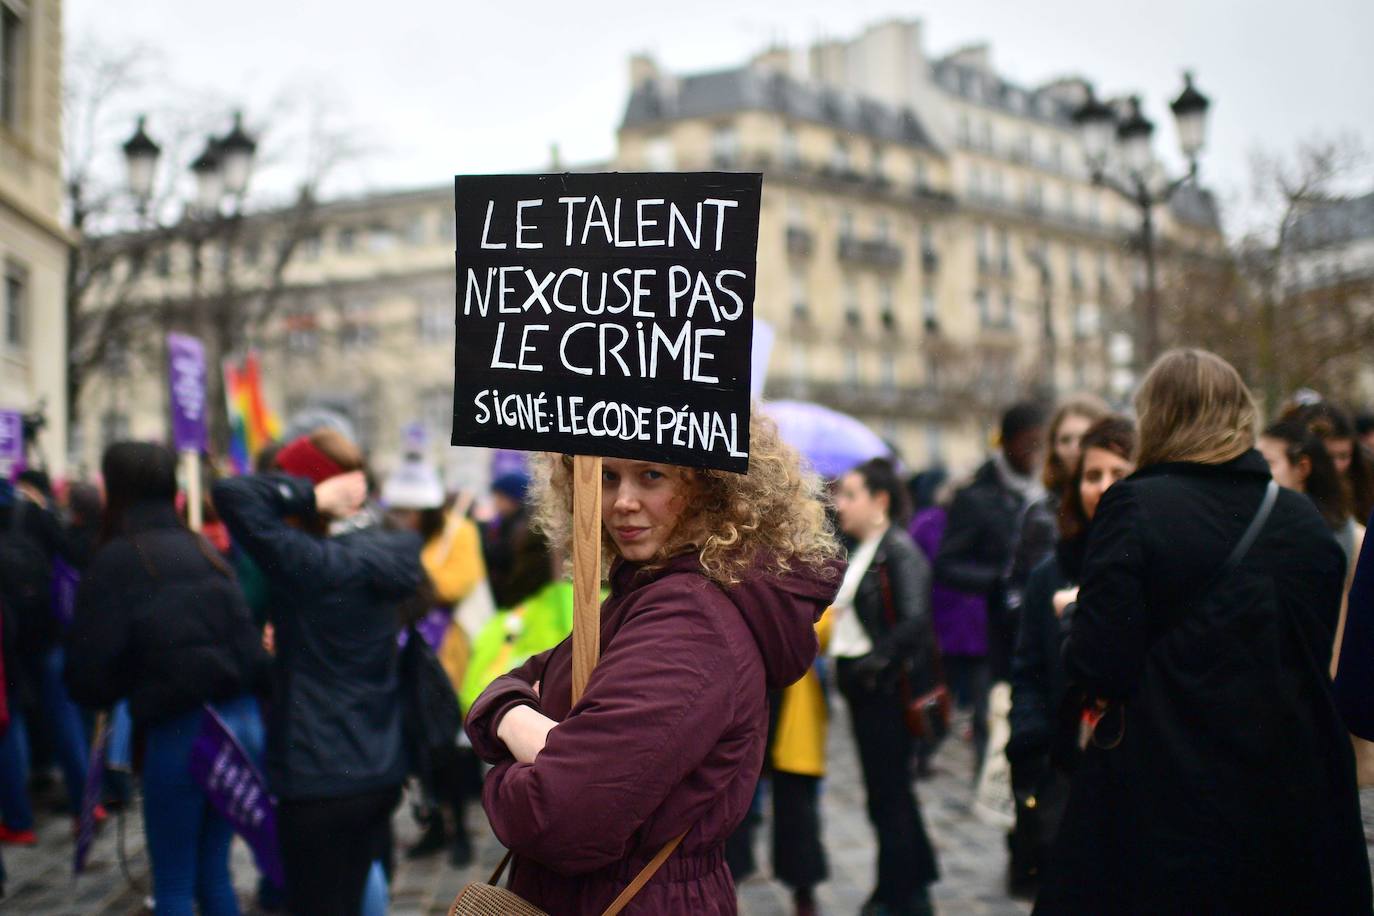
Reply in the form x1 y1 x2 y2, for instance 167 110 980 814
275 436 346 485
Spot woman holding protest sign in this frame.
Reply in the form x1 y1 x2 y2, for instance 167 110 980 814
65 442 269 916
465 412 841 914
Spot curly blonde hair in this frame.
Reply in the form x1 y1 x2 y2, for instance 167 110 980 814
530 409 840 587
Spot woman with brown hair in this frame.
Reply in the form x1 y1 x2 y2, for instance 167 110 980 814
465 413 841 914
1007 416 1134 896
1034 350 1370 913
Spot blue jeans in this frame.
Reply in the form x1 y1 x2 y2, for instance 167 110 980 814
0 646 92 827
143 697 263 916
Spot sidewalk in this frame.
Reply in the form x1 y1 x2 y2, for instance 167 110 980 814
7 717 1373 914
1 704 1029 915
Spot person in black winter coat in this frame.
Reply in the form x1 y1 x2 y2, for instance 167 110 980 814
0 475 87 842
934 402 1046 768
212 429 423 916
1036 350 1371 914
1007 416 1135 896
833 458 940 916
64 442 269 914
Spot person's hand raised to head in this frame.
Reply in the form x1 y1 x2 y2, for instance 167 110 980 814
314 471 368 518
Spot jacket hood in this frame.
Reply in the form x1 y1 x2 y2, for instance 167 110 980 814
725 556 845 689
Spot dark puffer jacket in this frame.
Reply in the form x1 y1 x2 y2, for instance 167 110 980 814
64 501 269 725
213 474 422 801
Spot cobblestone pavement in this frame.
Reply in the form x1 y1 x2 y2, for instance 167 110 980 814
5 717 1374 914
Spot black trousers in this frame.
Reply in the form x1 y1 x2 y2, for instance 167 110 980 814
837 658 939 907
771 771 827 892
278 786 400 916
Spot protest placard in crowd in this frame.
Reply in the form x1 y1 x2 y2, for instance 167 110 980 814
452 172 762 473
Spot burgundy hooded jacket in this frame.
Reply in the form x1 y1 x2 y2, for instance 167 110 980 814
466 551 842 914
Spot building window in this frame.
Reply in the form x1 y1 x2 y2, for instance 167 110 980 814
839 209 855 240
712 123 738 167
368 225 397 254
880 353 897 393
285 308 319 354
879 280 895 329
0 4 22 128
925 422 944 463
781 125 800 168
843 277 860 328
339 300 376 351
844 349 860 384
915 159 929 191
975 288 990 328
790 271 809 324
100 410 130 452
3 261 26 348
1050 141 1064 172
645 134 675 171
789 343 808 381
835 280 857 329
441 212 457 242
1001 292 1015 329
967 165 982 199
957 113 971 146
241 240 261 266
421 386 451 440
871 144 885 181
299 232 323 261
1062 185 1076 220
989 168 1003 202
404 213 429 246
830 139 850 174
922 286 938 328
875 215 890 242
418 296 450 344
998 228 1011 275
1025 179 1044 212
920 223 936 259
980 120 994 152
976 225 991 271
154 249 173 277
337 227 357 253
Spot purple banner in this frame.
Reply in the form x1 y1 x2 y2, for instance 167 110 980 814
74 718 110 875
0 409 24 479
167 333 208 453
189 705 284 888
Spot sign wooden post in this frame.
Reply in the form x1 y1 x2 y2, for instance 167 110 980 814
451 172 762 706
570 455 601 704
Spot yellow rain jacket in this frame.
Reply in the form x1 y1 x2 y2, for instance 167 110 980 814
769 608 834 777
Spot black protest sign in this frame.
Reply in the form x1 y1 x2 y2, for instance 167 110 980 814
452 172 761 473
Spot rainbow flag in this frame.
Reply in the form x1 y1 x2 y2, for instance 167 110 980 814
223 352 281 473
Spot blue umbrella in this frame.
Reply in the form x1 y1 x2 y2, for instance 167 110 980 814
763 400 894 479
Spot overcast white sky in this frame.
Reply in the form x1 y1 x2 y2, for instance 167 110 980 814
67 0 1374 233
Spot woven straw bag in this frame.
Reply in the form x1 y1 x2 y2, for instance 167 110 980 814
450 832 685 916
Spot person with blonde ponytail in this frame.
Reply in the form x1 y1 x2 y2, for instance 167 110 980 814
1035 349 1370 914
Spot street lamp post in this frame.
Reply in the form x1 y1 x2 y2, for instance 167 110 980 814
117 112 259 454
1074 73 1211 370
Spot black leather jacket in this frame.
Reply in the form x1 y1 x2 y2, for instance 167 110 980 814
851 525 939 688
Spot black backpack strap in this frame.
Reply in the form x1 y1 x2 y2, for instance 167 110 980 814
1220 480 1279 580
1194 480 1279 604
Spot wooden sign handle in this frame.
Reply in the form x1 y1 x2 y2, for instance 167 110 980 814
570 455 602 705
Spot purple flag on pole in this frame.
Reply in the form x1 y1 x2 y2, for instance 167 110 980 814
0 409 24 479
167 333 209 453
188 705 284 888
74 718 110 875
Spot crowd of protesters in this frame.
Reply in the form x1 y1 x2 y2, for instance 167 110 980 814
2 347 1374 914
